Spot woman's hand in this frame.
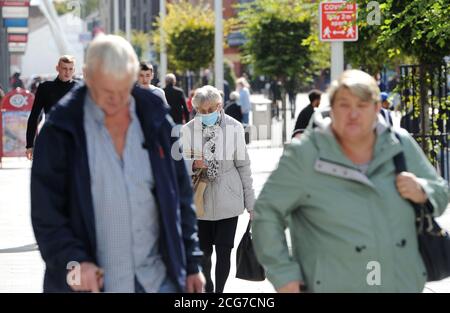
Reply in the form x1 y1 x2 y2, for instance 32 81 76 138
193 159 208 170
276 281 303 293
396 172 428 204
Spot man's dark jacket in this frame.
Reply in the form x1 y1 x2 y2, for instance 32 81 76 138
31 84 202 292
26 77 77 148
293 103 315 137
163 84 189 124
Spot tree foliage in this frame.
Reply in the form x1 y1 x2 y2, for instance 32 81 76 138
131 31 150 61
301 2 331 80
116 30 150 61
344 1 391 74
237 0 313 83
380 0 450 64
153 1 216 73
346 0 450 71
54 0 99 18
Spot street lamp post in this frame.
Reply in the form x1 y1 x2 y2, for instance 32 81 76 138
159 0 167 87
0 25 10 90
214 0 224 91
331 42 344 82
125 0 131 42
113 0 119 34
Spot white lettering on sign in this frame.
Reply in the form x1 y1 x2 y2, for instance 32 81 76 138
324 3 354 11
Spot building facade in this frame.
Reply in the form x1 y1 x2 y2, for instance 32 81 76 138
0 17 10 90
99 0 159 35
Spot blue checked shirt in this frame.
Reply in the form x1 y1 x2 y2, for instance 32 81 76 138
84 93 166 292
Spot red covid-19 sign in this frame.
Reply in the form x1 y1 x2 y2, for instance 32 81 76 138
320 2 358 42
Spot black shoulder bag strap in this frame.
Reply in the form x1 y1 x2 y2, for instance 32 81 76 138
392 132 433 215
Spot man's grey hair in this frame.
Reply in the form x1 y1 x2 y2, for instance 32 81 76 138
165 73 176 86
192 85 223 110
84 34 139 81
327 69 380 106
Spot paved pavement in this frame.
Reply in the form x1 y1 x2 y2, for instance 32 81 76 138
0 159 44 293
0 95 449 293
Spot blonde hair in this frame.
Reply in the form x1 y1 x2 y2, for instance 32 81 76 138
58 55 75 65
236 77 250 89
84 34 139 81
327 70 380 106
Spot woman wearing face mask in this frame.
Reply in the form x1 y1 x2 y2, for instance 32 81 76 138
181 85 255 293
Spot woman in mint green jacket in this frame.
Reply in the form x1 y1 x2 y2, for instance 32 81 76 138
252 70 449 293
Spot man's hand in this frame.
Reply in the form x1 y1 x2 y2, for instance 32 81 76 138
26 148 33 160
396 172 428 204
186 272 205 293
276 281 303 293
67 262 104 293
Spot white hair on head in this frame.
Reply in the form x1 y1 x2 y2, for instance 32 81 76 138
230 91 240 101
165 73 176 85
84 34 139 81
192 85 223 111
327 69 380 106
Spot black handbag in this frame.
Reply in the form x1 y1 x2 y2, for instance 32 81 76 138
393 138 450 282
236 221 266 281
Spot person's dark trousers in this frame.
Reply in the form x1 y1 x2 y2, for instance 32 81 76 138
198 217 238 293
289 94 296 119
271 100 280 120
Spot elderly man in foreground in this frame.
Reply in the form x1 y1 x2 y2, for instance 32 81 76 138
31 34 204 293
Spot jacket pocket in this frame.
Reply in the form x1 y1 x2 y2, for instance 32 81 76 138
224 174 243 200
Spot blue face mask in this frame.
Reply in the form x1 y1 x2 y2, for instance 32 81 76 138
199 111 219 126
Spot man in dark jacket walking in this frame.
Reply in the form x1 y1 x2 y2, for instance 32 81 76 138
26 55 78 160
164 73 190 125
292 89 322 138
31 35 204 293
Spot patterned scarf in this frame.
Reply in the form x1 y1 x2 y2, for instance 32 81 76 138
202 113 222 181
